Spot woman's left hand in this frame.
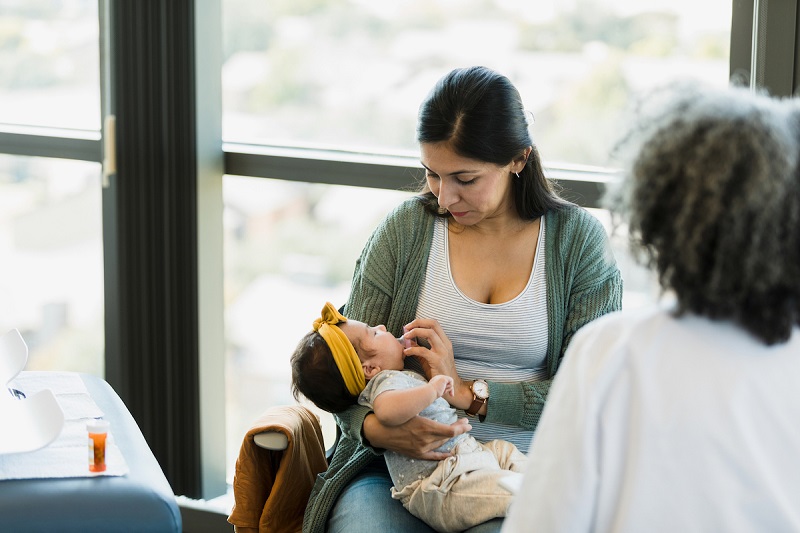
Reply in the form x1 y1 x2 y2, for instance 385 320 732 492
403 318 471 410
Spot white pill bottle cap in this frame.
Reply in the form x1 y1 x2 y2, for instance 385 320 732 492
87 420 110 433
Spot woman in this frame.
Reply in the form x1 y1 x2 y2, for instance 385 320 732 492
304 66 623 532
502 83 800 532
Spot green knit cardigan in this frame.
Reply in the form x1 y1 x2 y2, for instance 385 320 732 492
303 197 623 532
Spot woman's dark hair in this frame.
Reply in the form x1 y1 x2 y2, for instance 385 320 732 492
609 82 800 345
416 66 566 219
290 331 358 413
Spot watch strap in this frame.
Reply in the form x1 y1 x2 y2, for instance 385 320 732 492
466 397 486 417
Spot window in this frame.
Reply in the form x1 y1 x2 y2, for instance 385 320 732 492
0 155 104 374
222 0 730 166
0 1 103 375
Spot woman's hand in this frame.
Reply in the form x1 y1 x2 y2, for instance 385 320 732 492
363 414 471 460
403 318 473 410
403 318 457 378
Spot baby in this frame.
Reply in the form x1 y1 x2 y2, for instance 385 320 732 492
290 302 525 533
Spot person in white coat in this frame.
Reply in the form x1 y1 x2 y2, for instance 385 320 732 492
502 83 800 533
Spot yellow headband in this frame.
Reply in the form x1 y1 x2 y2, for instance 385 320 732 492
313 302 365 396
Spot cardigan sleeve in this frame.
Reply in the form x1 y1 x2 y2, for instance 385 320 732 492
486 207 624 431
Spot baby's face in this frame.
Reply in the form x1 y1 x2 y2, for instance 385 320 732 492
338 320 406 372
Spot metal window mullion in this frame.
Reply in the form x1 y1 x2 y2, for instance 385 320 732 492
0 129 101 162
738 0 799 96
223 148 613 208
757 0 799 95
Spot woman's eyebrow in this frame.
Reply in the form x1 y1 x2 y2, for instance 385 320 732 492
420 162 479 176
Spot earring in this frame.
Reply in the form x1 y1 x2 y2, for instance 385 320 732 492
514 172 520 179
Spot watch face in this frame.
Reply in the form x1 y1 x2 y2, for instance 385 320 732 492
472 380 489 399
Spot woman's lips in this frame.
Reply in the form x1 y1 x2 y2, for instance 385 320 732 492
449 211 468 217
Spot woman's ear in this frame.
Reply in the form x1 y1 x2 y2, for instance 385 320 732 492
362 362 381 380
512 146 532 173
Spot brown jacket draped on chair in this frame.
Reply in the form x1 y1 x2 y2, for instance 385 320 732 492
228 405 327 533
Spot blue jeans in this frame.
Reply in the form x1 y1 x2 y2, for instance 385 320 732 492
327 457 504 533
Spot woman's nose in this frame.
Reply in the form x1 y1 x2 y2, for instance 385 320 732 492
437 180 456 210
377 325 387 332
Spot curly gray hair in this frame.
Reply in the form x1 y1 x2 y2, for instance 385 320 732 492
609 82 800 345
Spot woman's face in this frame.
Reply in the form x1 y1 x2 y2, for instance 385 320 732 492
420 142 519 226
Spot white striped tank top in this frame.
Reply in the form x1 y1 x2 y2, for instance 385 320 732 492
415 216 548 453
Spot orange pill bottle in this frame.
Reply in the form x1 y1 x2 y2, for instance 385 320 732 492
87 420 110 472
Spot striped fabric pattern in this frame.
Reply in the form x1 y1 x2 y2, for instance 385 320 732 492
415 217 548 452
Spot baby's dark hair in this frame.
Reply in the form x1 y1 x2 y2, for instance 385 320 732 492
290 330 359 413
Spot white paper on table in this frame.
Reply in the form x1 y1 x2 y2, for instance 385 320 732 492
0 431 129 480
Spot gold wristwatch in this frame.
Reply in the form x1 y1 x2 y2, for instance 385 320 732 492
466 379 489 421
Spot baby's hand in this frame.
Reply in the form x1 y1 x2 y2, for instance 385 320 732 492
429 375 454 398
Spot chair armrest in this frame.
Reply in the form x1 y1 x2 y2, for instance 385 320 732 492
253 431 288 451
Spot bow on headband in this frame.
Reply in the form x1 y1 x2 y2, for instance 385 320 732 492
313 302 365 396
